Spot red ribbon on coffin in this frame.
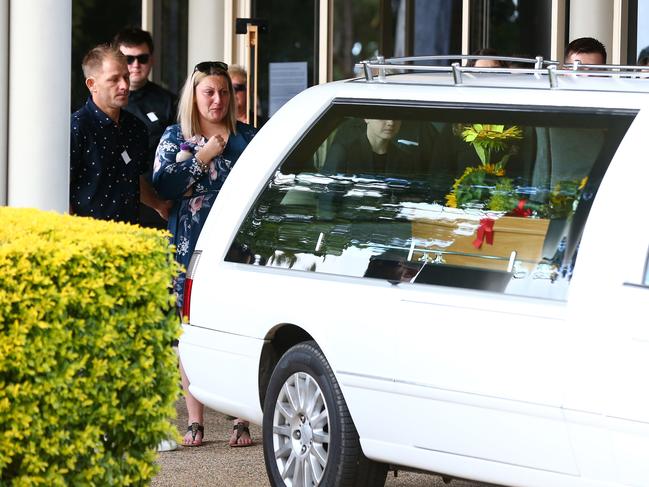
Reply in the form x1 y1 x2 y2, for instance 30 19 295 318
511 199 532 217
473 218 495 249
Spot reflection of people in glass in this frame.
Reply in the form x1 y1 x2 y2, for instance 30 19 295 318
363 253 421 283
324 118 410 175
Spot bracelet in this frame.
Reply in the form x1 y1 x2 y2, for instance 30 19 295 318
195 155 209 172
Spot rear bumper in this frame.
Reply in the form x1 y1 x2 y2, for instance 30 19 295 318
179 324 265 424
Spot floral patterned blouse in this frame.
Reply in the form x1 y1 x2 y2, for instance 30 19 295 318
153 121 256 306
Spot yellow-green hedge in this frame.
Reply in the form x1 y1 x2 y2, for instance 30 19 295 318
0 208 181 486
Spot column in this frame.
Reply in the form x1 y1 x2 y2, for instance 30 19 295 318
8 0 71 212
0 2 7 205
233 0 251 68
187 0 225 73
318 0 332 83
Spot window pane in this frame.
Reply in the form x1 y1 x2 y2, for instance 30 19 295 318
154 0 188 96
332 0 381 80
637 0 649 63
252 0 318 121
411 0 462 57
71 0 140 110
333 0 462 79
228 102 632 301
470 0 552 59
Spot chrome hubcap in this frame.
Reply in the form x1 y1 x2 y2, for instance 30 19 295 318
272 371 330 486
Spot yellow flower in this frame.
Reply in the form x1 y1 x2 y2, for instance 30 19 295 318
482 164 505 176
445 193 457 208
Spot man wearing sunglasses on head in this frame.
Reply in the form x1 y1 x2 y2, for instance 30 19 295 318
113 27 178 229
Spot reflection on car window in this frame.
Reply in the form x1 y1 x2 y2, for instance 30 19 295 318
227 104 633 300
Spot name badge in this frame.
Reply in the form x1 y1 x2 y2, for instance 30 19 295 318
146 112 159 122
121 150 131 165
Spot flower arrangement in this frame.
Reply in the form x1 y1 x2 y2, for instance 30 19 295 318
539 176 589 219
445 124 523 211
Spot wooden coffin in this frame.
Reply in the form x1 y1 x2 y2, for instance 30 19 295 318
411 215 550 272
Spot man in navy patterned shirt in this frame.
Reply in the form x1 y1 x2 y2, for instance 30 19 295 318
70 44 170 224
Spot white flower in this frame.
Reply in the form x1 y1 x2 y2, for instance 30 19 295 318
159 140 178 153
176 237 190 256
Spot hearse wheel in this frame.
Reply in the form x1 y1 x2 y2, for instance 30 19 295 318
263 341 388 487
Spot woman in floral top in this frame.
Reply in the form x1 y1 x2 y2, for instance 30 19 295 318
153 61 256 448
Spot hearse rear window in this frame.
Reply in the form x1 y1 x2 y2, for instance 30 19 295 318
227 103 633 300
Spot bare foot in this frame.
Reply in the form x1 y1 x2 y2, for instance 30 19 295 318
229 421 253 447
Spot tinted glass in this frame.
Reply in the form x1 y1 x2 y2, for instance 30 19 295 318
469 0 551 59
227 102 633 300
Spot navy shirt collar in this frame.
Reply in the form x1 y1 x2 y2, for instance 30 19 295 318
85 96 125 128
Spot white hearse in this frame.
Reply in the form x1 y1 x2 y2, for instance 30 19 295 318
180 56 649 487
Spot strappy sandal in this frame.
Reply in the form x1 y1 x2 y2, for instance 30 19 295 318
229 421 254 447
183 422 204 447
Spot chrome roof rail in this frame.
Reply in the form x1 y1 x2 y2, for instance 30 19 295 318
548 65 558 89
451 62 462 85
375 54 559 67
354 54 649 89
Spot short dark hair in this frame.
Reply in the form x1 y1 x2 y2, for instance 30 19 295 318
564 37 607 64
113 26 154 54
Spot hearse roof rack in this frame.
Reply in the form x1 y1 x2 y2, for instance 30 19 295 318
355 55 649 88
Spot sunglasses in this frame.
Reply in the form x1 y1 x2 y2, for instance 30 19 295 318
233 83 246 93
125 54 150 65
193 61 228 74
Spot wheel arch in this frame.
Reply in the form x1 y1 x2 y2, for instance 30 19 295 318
258 323 314 410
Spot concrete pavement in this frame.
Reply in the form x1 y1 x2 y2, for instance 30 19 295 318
152 399 495 487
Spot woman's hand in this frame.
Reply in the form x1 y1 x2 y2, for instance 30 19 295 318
196 134 226 164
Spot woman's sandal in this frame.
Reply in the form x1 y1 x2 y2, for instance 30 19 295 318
229 422 254 447
183 422 204 447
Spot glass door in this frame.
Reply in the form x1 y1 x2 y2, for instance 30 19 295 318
469 0 552 59
251 0 319 124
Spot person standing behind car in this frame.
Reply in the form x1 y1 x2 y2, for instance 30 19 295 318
70 44 170 224
228 64 248 124
113 27 178 229
564 36 607 66
153 61 256 448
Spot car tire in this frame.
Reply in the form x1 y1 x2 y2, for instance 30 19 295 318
263 340 388 487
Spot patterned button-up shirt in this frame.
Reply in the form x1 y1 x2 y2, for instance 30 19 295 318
70 97 147 223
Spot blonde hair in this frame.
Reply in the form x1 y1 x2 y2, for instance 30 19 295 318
228 64 247 80
82 44 126 79
177 66 237 139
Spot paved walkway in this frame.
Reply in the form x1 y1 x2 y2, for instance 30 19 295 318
152 400 495 487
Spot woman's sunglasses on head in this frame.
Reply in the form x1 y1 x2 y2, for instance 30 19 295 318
194 61 228 74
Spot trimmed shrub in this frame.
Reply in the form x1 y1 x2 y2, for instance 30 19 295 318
0 208 181 486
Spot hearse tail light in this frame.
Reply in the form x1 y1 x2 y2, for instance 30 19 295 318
182 250 202 323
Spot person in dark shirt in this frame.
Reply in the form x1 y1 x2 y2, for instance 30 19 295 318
70 44 170 224
113 27 178 229
324 118 412 176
